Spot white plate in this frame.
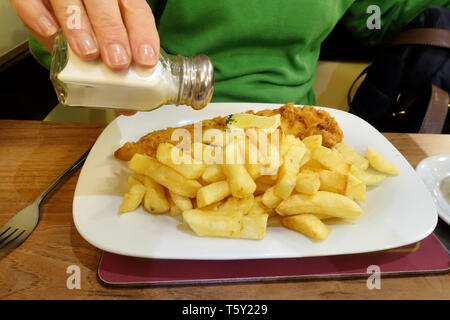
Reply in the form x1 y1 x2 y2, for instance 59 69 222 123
416 154 450 226
73 103 437 260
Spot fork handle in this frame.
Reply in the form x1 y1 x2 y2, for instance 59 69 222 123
36 146 92 206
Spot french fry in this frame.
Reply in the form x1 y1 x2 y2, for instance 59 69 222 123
249 195 276 217
234 213 269 240
259 142 282 176
302 159 324 171
167 194 182 217
221 141 256 198
256 174 278 185
255 179 272 195
127 154 154 173
183 209 243 237
128 153 202 198
318 169 347 195
220 195 255 214
183 207 267 240
196 180 231 208
203 128 227 147
169 190 193 212
280 134 303 158
245 129 281 178
282 214 331 240
298 150 311 168
240 134 264 180
156 142 206 179
170 206 182 217
201 199 226 211
312 213 335 220
201 164 226 183
302 135 322 152
246 163 263 180
127 175 142 187
276 191 363 220
366 146 399 176
311 146 351 174
262 186 283 209
274 144 307 199
193 142 222 165
119 184 146 213
345 173 366 202
295 170 320 195
223 138 245 164
142 176 170 214
350 166 386 185
333 142 369 171
222 164 256 198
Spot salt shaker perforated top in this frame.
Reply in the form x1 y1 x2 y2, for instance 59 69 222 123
50 32 214 111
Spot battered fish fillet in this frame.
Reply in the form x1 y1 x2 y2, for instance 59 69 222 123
114 103 343 161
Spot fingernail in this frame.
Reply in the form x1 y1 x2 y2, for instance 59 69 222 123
38 16 58 37
105 43 130 67
138 44 157 66
76 31 98 56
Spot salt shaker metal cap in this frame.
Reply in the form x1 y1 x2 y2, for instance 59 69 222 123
179 54 214 110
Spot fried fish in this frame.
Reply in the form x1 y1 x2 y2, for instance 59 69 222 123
114 103 343 161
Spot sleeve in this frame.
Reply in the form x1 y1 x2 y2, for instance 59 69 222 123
28 0 164 70
29 34 52 69
343 0 450 47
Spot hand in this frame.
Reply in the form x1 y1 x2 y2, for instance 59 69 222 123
10 0 160 71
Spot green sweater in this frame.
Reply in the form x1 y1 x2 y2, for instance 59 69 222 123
30 0 450 105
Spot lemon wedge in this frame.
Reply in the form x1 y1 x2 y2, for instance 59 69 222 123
226 113 281 132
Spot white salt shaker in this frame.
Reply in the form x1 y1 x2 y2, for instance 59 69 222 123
50 32 214 111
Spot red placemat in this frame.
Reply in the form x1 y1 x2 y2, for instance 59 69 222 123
98 234 449 286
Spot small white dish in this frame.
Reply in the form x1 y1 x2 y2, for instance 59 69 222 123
73 103 438 260
416 154 450 226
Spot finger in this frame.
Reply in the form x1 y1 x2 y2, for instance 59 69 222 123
11 0 59 39
49 0 99 60
119 0 160 68
83 0 132 71
29 29 55 53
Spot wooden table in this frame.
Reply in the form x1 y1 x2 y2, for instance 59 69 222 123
0 120 449 300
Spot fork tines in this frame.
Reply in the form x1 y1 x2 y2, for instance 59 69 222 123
0 227 27 251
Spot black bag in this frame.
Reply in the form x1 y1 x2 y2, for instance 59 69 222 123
348 6 450 134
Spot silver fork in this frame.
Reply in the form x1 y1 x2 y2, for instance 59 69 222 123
0 147 92 252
